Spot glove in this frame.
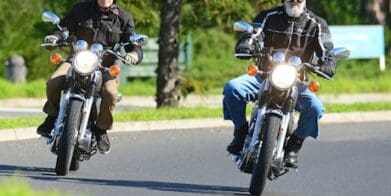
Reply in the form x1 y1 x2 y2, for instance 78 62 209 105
125 52 139 65
44 35 59 44
44 35 59 50
235 35 256 60
319 65 336 77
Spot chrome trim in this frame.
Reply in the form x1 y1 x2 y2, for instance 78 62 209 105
250 106 266 152
275 113 290 161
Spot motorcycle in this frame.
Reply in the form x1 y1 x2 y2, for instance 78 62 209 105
231 21 350 195
41 11 148 176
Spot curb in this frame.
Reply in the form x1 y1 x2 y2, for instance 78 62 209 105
1 111 390 143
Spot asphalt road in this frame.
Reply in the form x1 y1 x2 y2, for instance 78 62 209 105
0 122 391 196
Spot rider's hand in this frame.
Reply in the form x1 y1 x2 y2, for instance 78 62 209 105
44 35 59 51
319 65 335 77
125 52 139 65
235 34 256 60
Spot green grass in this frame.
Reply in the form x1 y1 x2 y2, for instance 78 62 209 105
0 79 46 98
0 178 62 196
1 102 391 130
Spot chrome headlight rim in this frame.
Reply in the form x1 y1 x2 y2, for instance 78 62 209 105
270 64 298 91
72 51 99 75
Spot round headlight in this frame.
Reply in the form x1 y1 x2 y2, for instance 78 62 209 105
72 51 99 75
270 64 298 90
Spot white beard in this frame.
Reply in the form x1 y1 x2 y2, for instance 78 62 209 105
285 5 304 18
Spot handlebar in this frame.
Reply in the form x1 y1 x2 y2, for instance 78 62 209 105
303 63 333 81
41 40 134 67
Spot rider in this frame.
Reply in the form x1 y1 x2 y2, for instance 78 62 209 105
37 0 143 154
224 0 337 168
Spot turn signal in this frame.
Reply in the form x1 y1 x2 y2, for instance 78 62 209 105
247 65 258 76
308 81 320 93
109 65 121 76
50 53 62 65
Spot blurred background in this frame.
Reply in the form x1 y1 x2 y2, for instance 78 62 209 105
0 0 390 98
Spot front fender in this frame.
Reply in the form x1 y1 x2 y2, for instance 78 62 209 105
266 109 283 117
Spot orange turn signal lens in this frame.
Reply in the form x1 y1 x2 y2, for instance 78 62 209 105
50 53 62 65
308 81 320 93
109 65 121 76
247 65 258 76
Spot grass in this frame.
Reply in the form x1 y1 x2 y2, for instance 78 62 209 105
0 177 63 196
1 102 391 130
0 79 46 98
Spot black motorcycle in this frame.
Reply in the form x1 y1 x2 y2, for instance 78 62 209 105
231 21 350 195
41 11 148 176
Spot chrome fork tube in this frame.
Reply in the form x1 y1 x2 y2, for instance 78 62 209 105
275 113 290 160
52 91 71 137
250 106 266 152
78 97 94 140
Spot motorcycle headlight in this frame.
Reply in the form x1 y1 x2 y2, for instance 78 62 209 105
72 51 99 75
270 64 298 90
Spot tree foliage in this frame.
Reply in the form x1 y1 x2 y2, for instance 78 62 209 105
0 0 389 82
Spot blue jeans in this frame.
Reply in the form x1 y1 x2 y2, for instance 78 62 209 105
223 74 324 139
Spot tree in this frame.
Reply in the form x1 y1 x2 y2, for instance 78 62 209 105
156 0 184 108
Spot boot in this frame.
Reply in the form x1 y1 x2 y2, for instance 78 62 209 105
226 122 248 156
284 135 304 168
95 127 111 154
37 115 57 137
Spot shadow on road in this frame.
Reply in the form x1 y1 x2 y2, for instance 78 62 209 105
0 164 249 195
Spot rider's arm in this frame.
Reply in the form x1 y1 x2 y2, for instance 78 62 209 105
314 18 337 77
51 4 80 40
119 8 143 65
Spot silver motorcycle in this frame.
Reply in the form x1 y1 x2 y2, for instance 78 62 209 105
231 21 350 195
41 11 148 176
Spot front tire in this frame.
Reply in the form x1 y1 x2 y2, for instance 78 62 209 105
69 156 80 171
55 100 83 176
249 114 280 195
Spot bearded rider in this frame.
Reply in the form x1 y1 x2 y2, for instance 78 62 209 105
224 0 336 168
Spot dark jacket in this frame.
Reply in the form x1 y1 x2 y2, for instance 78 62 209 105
53 1 142 66
252 6 337 77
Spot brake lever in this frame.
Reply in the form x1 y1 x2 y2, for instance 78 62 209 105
106 50 135 67
304 63 333 81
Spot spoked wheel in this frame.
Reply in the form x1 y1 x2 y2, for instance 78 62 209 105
55 100 82 176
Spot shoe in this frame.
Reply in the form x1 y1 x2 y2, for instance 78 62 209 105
37 115 56 137
285 151 299 168
227 122 248 156
284 135 304 168
95 128 111 154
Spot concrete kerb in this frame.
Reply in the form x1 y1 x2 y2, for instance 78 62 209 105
1 111 390 143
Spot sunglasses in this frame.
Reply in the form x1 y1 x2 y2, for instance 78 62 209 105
286 0 305 3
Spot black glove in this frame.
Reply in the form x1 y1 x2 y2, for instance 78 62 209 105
319 65 336 77
235 35 256 59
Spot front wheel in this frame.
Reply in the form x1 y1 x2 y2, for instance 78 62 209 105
69 156 80 171
249 114 280 196
55 100 83 176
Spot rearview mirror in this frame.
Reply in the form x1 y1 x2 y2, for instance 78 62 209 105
331 47 350 59
233 21 254 33
42 11 60 25
130 34 148 46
